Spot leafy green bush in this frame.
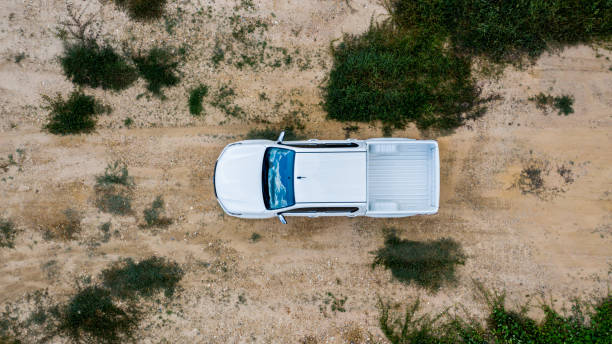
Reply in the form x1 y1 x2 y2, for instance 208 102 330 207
188 84 209 116
95 161 134 187
100 257 183 299
142 196 172 228
325 24 484 130
0 218 18 249
43 91 107 135
387 0 612 63
132 47 180 97
60 40 138 91
371 230 466 291
59 286 138 344
379 294 612 344
529 93 575 115
113 0 167 21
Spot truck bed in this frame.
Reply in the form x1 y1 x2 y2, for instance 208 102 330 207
366 140 439 216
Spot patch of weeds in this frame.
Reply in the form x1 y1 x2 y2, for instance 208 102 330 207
249 232 261 243
100 257 184 299
325 23 486 131
96 161 134 187
58 286 139 344
132 47 181 98
387 0 612 64
237 293 247 304
371 229 466 291
96 192 132 216
517 165 546 195
41 260 59 280
320 292 347 315
258 92 269 101
211 84 244 117
43 91 108 135
211 40 225 66
141 196 172 228
0 218 18 248
188 84 209 116
529 93 575 115
60 40 138 91
123 117 133 128
43 209 82 241
113 0 167 21
557 164 574 184
246 113 306 140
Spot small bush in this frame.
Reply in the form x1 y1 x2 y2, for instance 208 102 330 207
123 117 133 127
249 232 261 243
132 47 180 98
142 196 172 228
43 91 106 135
59 286 138 344
0 218 18 248
100 257 183 299
372 230 466 291
188 84 209 116
60 40 137 91
517 165 545 195
113 0 167 21
95 161 134 187
325 24 484 130
529 93 575 115
96 192 132 215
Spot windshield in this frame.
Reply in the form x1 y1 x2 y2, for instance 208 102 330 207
262 147 295 210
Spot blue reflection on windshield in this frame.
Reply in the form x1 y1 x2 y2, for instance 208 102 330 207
264 148 295 210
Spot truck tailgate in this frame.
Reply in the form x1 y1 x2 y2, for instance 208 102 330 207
366 140 439 216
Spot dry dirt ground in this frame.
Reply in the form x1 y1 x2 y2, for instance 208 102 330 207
1 0 611 343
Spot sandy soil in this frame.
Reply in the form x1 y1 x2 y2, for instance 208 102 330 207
1 0 611 343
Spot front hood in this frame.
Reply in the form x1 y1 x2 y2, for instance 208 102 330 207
214 143 267 214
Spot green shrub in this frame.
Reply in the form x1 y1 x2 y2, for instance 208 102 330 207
113 0 167 21
43 91 106 135
123 117 133 127
372 230 466 291
100 257 183 299
59 286 138 344
249 232 262 243
387 0 612 63
325 24 484 130
0 218 18 248
188 84 209 116
529 93 575 115
132 47 180 98
60 40 137 91
95 161 134 187
142 196 172 228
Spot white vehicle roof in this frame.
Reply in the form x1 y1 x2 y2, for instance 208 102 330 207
294 152 366 203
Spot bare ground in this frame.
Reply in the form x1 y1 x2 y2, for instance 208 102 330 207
1 0 611 343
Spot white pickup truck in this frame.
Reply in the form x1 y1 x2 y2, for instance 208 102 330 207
214 132 439 223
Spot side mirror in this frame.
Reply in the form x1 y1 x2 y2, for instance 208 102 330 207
277 214 287 224
276 131 285 143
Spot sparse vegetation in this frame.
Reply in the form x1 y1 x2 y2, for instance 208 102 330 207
142 196 172 228
132 47 181 98
517 165 546 195
379 292 612 344
123 117 133 127
94 162 134 215
113 0 167 21
100 257 184 299
96 192 132 216
529 93 575 115
211 84 244 117
0 218 18 248
372 229 466 291
249 232 261 243
43 91 108 135
60 40 138 91
246 126 305 141
188 84 209 116
59 286 139 344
